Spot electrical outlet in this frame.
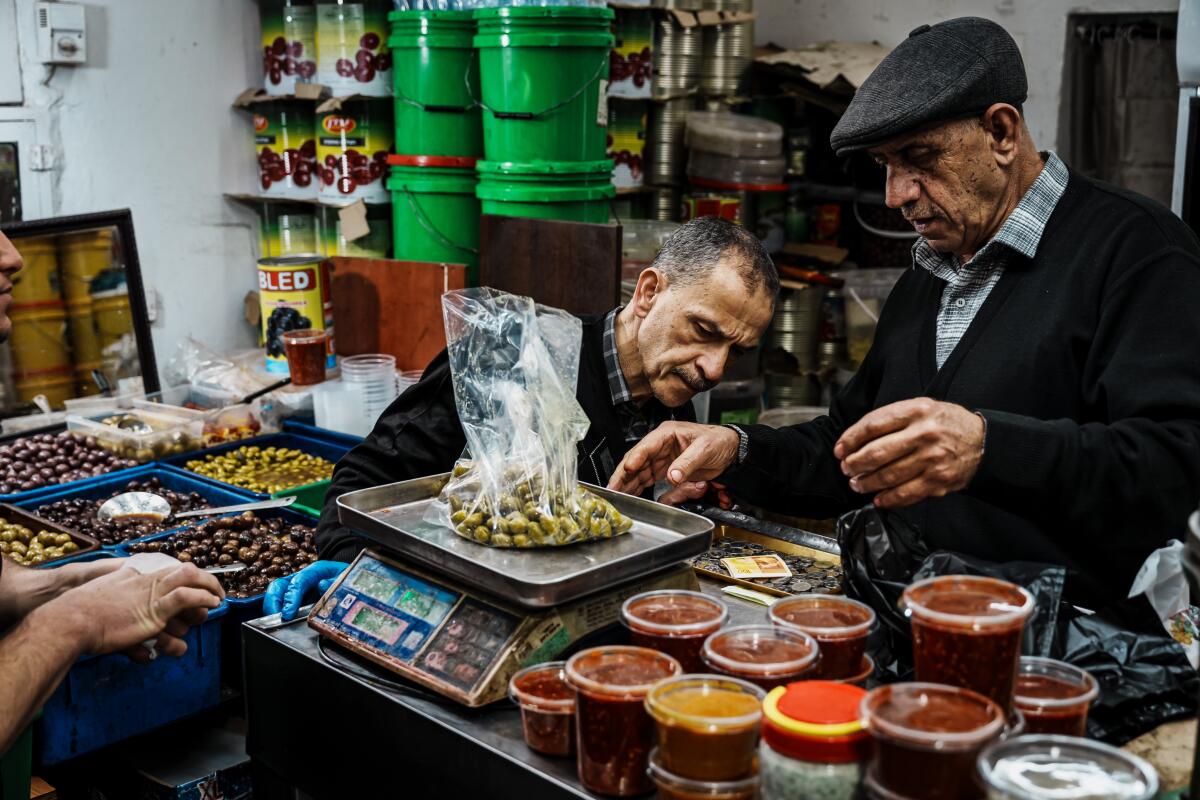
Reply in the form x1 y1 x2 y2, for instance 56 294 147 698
36 2 87 65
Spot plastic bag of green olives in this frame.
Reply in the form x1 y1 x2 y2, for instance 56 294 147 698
425 289 632 548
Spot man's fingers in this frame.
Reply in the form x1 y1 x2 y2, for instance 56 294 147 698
154 632 189 659
841 427 921 478
873 476 938 509
163 617 189 639
849 451 927 494
835 399 930 460
156 564 226 601
155 586 222 623
658 483 708 506
665 439 715 485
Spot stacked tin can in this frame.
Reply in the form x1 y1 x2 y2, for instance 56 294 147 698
699 0 754 97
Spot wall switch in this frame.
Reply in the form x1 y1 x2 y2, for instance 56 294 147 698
36 2 87 65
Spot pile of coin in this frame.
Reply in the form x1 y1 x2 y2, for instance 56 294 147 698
690 539 843 595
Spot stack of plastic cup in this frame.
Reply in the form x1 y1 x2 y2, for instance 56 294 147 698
341 354 399 433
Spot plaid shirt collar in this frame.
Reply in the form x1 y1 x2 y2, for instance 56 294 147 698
602 307 634 406
913 151 1069 278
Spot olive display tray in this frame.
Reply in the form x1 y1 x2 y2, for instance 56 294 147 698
0 503 100 566
337 474 715 609
160 432 352 499
691 522 843 599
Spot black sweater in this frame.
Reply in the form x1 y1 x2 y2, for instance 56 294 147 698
723 170 1200 608
317 314 693 563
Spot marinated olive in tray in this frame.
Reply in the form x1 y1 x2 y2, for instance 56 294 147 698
0 432 139 495
0 521 81 565
66 410 205 463
690 539 844 596
126 512 318 598
184 446 335 494
32 477 213 546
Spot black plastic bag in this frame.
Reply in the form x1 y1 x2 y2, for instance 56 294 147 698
837 505 1198 745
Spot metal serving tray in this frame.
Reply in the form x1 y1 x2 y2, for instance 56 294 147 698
337 473 714 609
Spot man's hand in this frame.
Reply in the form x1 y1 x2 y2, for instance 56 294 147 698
835 398 985 509
607 422 741 504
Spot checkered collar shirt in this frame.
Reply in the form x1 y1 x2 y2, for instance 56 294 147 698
602 307 657 443
914 151 1069 369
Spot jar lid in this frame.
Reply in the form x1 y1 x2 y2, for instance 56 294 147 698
685 111 784 157
645 675 765 732
770 595 876 640
1013 656 1099 710
702 625 818 677
861 682 1006 751
762 683 870 764
509 661 575 714
565 646 681 699
978 735 1158 800
621 590 729 636
902 575 1035 631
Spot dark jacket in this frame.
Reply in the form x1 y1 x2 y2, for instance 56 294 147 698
722 170 1200 608
317 313 695 562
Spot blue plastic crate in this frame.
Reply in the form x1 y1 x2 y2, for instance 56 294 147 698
160 433 352 499
36 601 229 765
282 419 364 448
0 465 146 506
15 466 258 550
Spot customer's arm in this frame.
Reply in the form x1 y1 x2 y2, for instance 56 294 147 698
0 558 122 628
316 350 467 562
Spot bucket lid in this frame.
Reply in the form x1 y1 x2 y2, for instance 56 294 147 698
475 6 614 21
477 159 614 177
388 8 475 23
685 111 785 158
389 154 479 169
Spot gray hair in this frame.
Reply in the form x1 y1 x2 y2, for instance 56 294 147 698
649 216 779 298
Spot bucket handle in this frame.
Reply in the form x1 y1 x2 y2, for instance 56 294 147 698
402 188 480 257
395 54 480 114
467 50 610 121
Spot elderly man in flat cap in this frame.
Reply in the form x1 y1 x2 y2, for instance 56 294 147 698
609 17 1200 607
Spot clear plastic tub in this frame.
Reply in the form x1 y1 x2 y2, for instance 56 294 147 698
644 674 764 782
66 408 205 463
622 590 729 674
685 111 784 157
978 735 1158 800
509 661 576 757
134 384 265 446
648 748 760 800
1012 657 1099 738
687 150 787 187
701 624 819 692
769 595 874 681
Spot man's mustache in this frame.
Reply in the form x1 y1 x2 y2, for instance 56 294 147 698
672 367 716 393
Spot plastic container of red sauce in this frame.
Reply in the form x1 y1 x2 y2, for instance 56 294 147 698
861 682 1006 800
622 590 729 674
645 674 765 781
648 748 760 800
510 661 576 757
1012 657 1099 737
769 595 875 680
701 625 819 692
281 328 328 386
902 575 1035 711
565 646 681 797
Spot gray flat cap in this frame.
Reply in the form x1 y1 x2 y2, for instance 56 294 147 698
830 17 1028 156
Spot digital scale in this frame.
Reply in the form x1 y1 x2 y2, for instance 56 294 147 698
308 474 714 707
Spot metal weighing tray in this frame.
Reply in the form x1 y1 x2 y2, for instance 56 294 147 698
338 473 714 608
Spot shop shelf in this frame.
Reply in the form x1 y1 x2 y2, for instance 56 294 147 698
161 433 351 500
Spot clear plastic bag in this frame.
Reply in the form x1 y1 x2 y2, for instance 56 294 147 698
425 288 634 548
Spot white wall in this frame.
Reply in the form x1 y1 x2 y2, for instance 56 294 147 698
756 0 1179 150
10 0 263 377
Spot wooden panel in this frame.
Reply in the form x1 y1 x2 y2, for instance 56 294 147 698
478 215 622 316
330 257 467 372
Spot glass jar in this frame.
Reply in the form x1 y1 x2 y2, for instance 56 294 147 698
902 575 1035 711
645 675 764 781
769 595 875 680
1012 657 1099 737
861 682 1006 800
702 625 819 692
760 681 870 800
978 734 1158 800
565 646 681 797
622 590 729 674
509 661 575 757
648 748 760 800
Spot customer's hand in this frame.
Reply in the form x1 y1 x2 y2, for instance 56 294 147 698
607 422 741 505
48 563 224 660
264 561 348 622
835 398 985 509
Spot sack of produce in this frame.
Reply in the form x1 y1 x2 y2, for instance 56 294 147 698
425 288 633 548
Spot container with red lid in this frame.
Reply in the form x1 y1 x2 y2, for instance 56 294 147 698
861 682 1006 800
701 625 820 692
645 674 765 782
509 661 576 757
1012 656 1099 737
769 595 875 680
902 575 1035 711
622 590 729 674
648 748 760 800
565 646 682 797
760 681 870 800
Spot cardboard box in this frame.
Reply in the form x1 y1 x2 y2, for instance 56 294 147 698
607 99 648 189
609 9 654 99
130 727 252 800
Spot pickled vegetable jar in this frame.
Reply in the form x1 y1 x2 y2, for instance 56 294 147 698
648 748 760 800
760 681 869 800
565 646 681 797
622 590 729 674
1012 657 1098 738
702 625 819 692
644 675 764 781
978 734 1158 800
903 575 1035 711
509 661 575 757
769 595 874 680
861 682 1006 800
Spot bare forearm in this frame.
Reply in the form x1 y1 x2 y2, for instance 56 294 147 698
0 601 87 754
0 559 119 627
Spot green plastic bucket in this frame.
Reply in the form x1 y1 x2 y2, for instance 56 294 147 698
0 722 32 800
474 7 614 163
476 159 615 224
388 10 482 158
388 160 481 281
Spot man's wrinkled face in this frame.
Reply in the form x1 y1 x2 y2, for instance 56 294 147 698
636 261 774 408
0 232 22 343
870 117 1007 257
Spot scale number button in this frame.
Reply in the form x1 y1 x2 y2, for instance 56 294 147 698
339 593 358 610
